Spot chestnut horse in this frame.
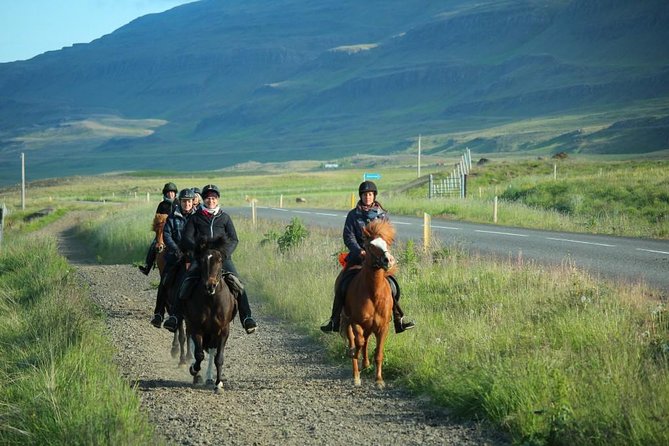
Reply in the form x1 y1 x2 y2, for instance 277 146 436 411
184 236 237 393
340 219 397 388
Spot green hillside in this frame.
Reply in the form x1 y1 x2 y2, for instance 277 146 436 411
0 0 668 185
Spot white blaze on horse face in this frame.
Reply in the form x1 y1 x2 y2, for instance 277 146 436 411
370 237 388 253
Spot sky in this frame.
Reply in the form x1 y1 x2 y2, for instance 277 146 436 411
0 0 196 63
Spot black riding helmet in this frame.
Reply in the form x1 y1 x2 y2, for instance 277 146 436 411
202 184 221 198
358 181 378 197
162 182 178 194
178 188 195 200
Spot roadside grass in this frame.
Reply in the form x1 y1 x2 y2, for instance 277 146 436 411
1 157 666 239
233 219 669 446
0 234 157 445
83 207 669 445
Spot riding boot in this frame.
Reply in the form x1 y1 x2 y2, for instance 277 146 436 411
139 240 157 275
320 286 344 333
163 298 183 333
236 290 257 334
388 275 416 334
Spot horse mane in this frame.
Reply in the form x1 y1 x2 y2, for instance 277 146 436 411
363 219 395 246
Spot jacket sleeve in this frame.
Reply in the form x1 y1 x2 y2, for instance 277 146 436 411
222 214 239 258
180 216 196 254
342 210 362 258
163 218 180 256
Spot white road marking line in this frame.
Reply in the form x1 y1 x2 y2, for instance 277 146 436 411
269 208 289 212
292 210 311 214
432 225 462 230
545 237 615 247
315 212 338 217
476 230 528 237
636 248 669 255
393 221 412 225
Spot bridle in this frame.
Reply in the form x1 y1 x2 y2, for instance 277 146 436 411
202 250 223 295
366 237 393 270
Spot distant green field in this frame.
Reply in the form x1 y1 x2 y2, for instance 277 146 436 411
1 156 667 239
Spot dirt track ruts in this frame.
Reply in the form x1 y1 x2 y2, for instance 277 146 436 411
46 212 508 446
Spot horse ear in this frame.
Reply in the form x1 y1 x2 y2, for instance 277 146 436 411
212 235 227 254
196 236 208 254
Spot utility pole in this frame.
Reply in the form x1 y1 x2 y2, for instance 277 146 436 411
417 134 421 178
21 153 25 210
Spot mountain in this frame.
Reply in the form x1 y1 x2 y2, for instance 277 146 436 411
1 0 668 184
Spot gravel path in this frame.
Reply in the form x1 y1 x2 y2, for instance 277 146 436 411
46 212 508 446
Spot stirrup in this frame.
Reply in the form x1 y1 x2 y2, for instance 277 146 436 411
163 315 179 333
394 317 416 334
320 319 339 333
242 317 257 334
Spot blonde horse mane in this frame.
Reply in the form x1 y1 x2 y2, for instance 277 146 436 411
363 219 395 246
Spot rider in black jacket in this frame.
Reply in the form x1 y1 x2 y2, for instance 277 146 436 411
163 184 258 334
320 180 415 334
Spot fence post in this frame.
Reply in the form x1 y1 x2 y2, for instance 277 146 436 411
0 203 5 248
146 192 150 203
428 174 433 199
423 212 431 251
279 194 283 209
493 196 498 223
251 200 257 227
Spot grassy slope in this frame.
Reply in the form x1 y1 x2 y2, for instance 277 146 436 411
0 233 157 445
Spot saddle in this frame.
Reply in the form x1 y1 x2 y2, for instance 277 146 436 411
178 269 244 300
337 267 399 301
337 267 361 298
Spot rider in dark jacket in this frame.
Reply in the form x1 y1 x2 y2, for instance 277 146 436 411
139 182 178 275
163 184 258 334
320 180 416 334
150 188 197 327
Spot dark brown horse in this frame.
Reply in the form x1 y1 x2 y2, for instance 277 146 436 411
184 236 237 393
340 219 397 388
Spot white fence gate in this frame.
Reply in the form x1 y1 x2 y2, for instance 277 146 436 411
428 148 472 199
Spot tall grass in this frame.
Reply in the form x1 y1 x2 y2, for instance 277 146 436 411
0 234 157 445
82 205 669 444
232 218 669 445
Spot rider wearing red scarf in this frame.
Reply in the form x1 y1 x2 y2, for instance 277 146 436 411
320 181 415 334
163 184 257 334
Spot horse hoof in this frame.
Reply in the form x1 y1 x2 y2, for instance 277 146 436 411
206 379 214 386
376 380 386 389
170 347 179 359
178 359 188 367
193 375 203 386
354 378 361 386
214 382 224 394
189 365 198 377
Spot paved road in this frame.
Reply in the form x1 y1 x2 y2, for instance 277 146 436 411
228 206 669 293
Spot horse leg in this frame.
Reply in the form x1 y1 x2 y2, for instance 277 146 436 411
350 326 366 386
178 322 188 366
205 348 216 385
213 333 229 394
373 330 389 389
171 331 180 359
362 336 371 370
189 334 205 386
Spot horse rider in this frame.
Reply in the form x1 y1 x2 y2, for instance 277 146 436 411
150 188 197 328
163 184 258 334
191 187 203 210
320 180 416 334
138 182 178 275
